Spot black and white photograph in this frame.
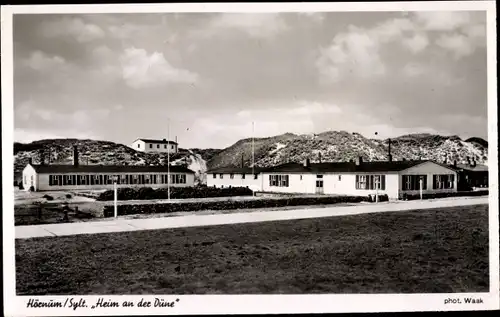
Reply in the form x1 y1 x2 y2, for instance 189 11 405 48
2 1 498 315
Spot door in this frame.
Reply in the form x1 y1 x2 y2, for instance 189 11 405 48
315 180 324 194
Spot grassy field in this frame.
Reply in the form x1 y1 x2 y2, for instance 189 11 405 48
16 204 488 295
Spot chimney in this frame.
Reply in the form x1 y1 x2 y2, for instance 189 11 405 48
303 158 311 167
388 138 392 162
318 152 322 163
175 136 178 144
355 156 363 166
73 145 79 167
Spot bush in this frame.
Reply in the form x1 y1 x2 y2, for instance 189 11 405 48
65 194 72 199
18 183 24 190
367 194 389 203
401 190 488 201
42 194 54 201
102 195 370 217
29 186 35 192
96 186 254 201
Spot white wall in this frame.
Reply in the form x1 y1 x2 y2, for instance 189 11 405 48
134 141 178 153
207 172 263 192
398 161 458 196
36 172 195 191
22 165 38 191
324 173 400 199
261 173 317 194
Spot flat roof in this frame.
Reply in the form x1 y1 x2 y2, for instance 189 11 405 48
206 167 268 174
29 164 195 174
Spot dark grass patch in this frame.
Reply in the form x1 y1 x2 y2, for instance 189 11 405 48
16 204 488 295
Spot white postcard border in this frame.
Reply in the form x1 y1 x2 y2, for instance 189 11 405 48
2 1 498 316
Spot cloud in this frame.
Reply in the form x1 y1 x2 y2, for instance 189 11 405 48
316 26 386 82
21 51 66 71
199 13 288 39
412 11 472 31
40 17 105 42
436 33 476 59
402 33 429 53
298 12 325 23
317 11 486 82
119 47 199 89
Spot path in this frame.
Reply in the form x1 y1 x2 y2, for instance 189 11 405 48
15 196 489 239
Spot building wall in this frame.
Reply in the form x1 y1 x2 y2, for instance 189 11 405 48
207 172 263 192
398 161 458 195
22 165 39 191
133 140 178 153
323 173 400 199
261 173 317 194
36 172 195 191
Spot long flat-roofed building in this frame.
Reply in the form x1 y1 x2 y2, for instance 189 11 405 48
22 146 195 191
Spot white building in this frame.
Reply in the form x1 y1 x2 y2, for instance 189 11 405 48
22 146 195 191
260 157 458 200
207 157 459 200
131 138 178 153
206 167 265 192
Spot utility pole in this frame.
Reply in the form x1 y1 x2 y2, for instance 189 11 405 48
167 117 171 201
252 121 255 196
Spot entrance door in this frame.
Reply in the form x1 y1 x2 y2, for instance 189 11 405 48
315 180 324 194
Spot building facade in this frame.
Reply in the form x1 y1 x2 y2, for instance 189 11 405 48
260 158 458 200
131 138 178 153
22 146 195 191
206 167 264 192
207 157 459 200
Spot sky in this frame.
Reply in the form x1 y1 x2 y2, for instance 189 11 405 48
13 11 487 149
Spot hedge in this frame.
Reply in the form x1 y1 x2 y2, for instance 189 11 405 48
96 186 254 201
400 190 489 201
102 195 370 217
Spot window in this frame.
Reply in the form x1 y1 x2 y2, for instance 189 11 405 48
120 174 128 184
254 174 258 180
213 173 216 179
402 175 427 191
79 175 87 185
317 175 323 179
269 175 289 187
171 145 175 150
220 174 223 179
137 144 140 148
157 144 160 148
164 145 167 149
230 173 234 179
338 175 342 181
144 174 151 184
24 176 26 185
316 180 324 188
149 144 152 148
64 175 73 186
433 174 455 189
300 175 303 180
242 174 246 179
132 174 139 184
356 175 386 190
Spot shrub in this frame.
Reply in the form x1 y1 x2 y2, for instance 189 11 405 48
18 183 24 190
29 186 35 192
65 194 72 199
96 186 254 201
42 194 54 201
367 194 389 203
102 195 369 217
402 190 488 201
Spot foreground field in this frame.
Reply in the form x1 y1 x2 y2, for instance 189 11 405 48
16 204 488 295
